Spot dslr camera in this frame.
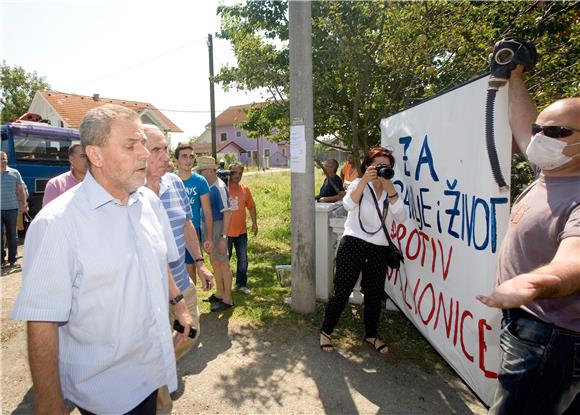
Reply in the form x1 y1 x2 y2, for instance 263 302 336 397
376 163 394 180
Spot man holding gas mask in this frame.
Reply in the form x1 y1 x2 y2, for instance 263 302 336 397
477 39 580 414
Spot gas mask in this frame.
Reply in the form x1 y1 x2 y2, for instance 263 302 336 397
526 133 580 170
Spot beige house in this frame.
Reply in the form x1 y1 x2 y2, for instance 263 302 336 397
28 91 182 146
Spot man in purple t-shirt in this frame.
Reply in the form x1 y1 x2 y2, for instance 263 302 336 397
42 143 88 206
477 64 580 414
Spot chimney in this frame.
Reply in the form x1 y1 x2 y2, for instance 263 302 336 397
93 94 100 101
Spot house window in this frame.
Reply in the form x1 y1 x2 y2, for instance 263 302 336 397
282 148 286 156
220 132 227 141
264 149 270 157
236 131 241 137
59 121 64 127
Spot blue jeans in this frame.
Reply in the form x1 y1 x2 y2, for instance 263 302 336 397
228 233 248 288
1 209 19 264
490 309 580 415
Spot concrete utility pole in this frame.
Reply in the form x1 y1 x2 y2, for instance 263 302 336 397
289 0 315 313
208 33 217 160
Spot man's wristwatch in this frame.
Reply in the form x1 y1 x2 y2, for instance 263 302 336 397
169 294 184 305
220 234 228 239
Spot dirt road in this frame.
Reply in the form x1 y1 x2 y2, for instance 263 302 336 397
1 245 486 414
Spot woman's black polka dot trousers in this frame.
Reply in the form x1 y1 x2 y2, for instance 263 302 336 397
321 235 390 338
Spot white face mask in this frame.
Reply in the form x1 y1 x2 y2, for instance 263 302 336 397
525 133 580 170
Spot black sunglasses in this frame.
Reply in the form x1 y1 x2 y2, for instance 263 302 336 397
531 123 580 139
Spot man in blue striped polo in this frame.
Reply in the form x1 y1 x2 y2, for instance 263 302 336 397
143 124 213 415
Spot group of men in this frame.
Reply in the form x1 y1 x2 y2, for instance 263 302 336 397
9 104 258 414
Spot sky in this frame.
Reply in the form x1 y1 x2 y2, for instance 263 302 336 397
0 0 267 145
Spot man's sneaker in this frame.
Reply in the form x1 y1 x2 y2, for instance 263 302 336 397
237 286 251 295
203 293 222 303
210 301 234 312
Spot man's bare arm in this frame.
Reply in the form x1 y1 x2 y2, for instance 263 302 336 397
508 66 539 154
27 321 67 414
167 269 193 347
319 192 345 203
218 210 232 256
477 236 580 308
249 207 258 236
16 182 29 212
200 193 213 252
183 220 213 290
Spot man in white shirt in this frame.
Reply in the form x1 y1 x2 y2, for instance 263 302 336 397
11 104 193 415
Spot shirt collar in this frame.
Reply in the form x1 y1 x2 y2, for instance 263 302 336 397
84 171 142 209
158 173 171 197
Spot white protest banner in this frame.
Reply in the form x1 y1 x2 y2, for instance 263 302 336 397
381 75 511 405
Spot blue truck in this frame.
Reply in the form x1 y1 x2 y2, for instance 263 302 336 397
1 121 79 218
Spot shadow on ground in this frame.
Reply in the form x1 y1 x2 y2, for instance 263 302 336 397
173 316 485 414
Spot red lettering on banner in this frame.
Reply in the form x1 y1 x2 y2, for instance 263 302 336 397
478 319 498 378
460 310 474 362
386 267 399 285
453 300 459 346
418 283 435 324
433 293 453 338
402 277 413 311
412 277 421 314
385 222 498 378
438 239 453 280
392 223 453 280
430 237 437 273
420 232 429 266
406 229 421 260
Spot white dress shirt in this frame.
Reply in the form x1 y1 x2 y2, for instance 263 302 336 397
11 172 179 414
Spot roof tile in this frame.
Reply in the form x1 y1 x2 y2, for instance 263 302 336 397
39 90 182 132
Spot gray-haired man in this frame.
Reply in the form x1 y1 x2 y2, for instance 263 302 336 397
11 104 193 414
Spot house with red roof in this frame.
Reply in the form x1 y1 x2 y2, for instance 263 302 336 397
28 90 181 146
193 103 289 168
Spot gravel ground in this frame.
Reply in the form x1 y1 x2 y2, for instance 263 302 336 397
1 244 486 414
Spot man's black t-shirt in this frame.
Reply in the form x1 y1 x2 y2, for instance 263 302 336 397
317 175 343 198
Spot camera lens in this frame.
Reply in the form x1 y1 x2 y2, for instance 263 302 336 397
376 164 394 180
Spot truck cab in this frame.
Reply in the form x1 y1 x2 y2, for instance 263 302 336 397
1 121 79 218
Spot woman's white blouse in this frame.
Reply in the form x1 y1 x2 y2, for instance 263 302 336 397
342 178 407 246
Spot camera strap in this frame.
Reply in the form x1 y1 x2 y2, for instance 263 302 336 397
358 183 387 236
366 183 398 250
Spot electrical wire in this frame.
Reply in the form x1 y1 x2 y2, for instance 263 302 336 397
72 37 207 88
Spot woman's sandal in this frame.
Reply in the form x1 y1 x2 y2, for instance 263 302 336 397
365 337 389 355
319 330 334 353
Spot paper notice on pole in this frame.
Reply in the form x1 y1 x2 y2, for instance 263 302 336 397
290 124 306 173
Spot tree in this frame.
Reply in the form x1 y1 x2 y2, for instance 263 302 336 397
1 62 50 124
216 0 579 163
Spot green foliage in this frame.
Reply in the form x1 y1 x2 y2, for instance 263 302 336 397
1 62 50 124
221 152 238 165
216 0 579 157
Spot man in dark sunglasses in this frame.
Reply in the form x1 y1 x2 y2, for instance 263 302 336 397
477 64 580 414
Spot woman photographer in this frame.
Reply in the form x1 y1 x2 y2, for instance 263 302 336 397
320 146 407 354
